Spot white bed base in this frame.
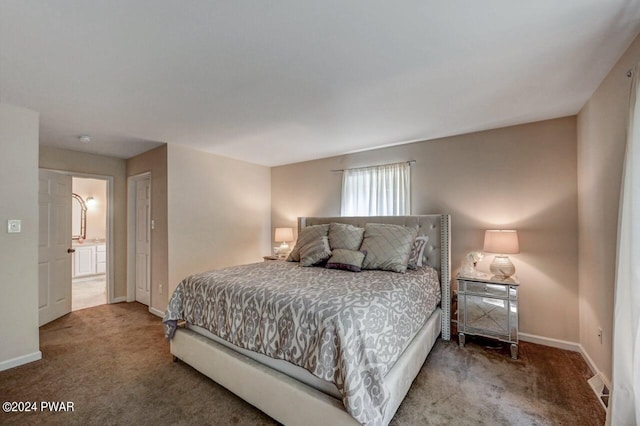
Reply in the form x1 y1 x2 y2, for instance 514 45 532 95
170 214 451 425
171 308 441 426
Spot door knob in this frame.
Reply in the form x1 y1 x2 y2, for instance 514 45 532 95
67 248 75 254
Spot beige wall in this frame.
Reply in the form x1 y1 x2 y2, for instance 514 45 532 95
272 117 579 342
577 34 640 384
39 146 128 299
167 145 271 292
72 177 107 241
0 104 41 369
127 145 169 312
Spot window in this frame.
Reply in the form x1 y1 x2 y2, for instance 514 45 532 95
340 162 411 216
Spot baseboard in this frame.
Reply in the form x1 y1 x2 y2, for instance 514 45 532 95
579 344 611 390
111 296 126 303
0 351 42 372
149 307 164 318
519 333 581 352
519 333 612 392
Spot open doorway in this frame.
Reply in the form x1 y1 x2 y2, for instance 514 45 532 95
39 169 115 326
71 177 108 311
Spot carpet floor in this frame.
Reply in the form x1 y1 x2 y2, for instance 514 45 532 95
0 302 604 425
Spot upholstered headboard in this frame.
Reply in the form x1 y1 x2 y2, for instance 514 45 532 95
298 215 452 341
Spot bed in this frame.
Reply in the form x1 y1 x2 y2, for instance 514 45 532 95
164 215 451 426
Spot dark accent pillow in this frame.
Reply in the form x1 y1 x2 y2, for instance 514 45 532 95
326 249 366 272
328 222 365 251
299 236 332 267
360 223 418 273
287 224 329 262
407 236 430 269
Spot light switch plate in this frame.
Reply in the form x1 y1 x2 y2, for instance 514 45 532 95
8 219 21 233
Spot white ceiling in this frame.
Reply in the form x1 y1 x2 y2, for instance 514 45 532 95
1 1 639 166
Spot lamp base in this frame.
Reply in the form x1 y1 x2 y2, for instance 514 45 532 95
277 242 290 258
490 255 516 278
278 242 290 251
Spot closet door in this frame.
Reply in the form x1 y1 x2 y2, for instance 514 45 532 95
135 178 151 306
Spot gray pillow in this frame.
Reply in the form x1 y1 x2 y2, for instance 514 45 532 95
326 249 366 272
360 223 418 273
287 224 329 262
407 235 430 269
328 222 365 251
299 236 332 267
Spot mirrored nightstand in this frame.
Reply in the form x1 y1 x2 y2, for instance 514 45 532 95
457 272 520 359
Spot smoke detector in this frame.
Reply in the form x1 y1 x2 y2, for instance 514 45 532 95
78 135 91 143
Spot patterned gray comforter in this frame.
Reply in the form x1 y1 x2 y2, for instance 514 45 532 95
163 261 440 425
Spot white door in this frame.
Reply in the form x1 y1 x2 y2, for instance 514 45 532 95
135 178 151 306
39 170 72 326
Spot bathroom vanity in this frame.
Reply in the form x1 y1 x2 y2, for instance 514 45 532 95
72 242 106 278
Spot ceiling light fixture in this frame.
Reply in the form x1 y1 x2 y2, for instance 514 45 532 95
79 135 91 143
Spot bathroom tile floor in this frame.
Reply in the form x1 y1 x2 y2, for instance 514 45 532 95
72 276 106 311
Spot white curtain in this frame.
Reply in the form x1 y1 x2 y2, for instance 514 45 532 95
340 162 410 216
609 63 640 426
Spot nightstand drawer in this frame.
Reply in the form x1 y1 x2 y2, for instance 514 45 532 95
460 280 508 298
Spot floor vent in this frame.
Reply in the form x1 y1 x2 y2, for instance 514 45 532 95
588 373 610 410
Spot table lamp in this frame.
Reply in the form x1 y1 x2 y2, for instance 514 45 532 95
483 230 519 278
274 227 294 257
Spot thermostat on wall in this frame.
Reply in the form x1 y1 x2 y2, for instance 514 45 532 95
7 219 21 233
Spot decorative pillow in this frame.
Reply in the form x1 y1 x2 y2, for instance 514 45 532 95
407 236 430 269
326 249 367 272
328 222 365 251
299 236 332 267
360 223 418 273
287 224 329 262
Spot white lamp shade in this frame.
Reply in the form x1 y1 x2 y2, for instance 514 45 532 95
274 227 294 243
483 230 519 254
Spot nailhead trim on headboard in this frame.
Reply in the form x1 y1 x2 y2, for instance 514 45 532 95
440 214 451 341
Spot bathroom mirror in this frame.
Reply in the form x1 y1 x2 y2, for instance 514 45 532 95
72 193 87 240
